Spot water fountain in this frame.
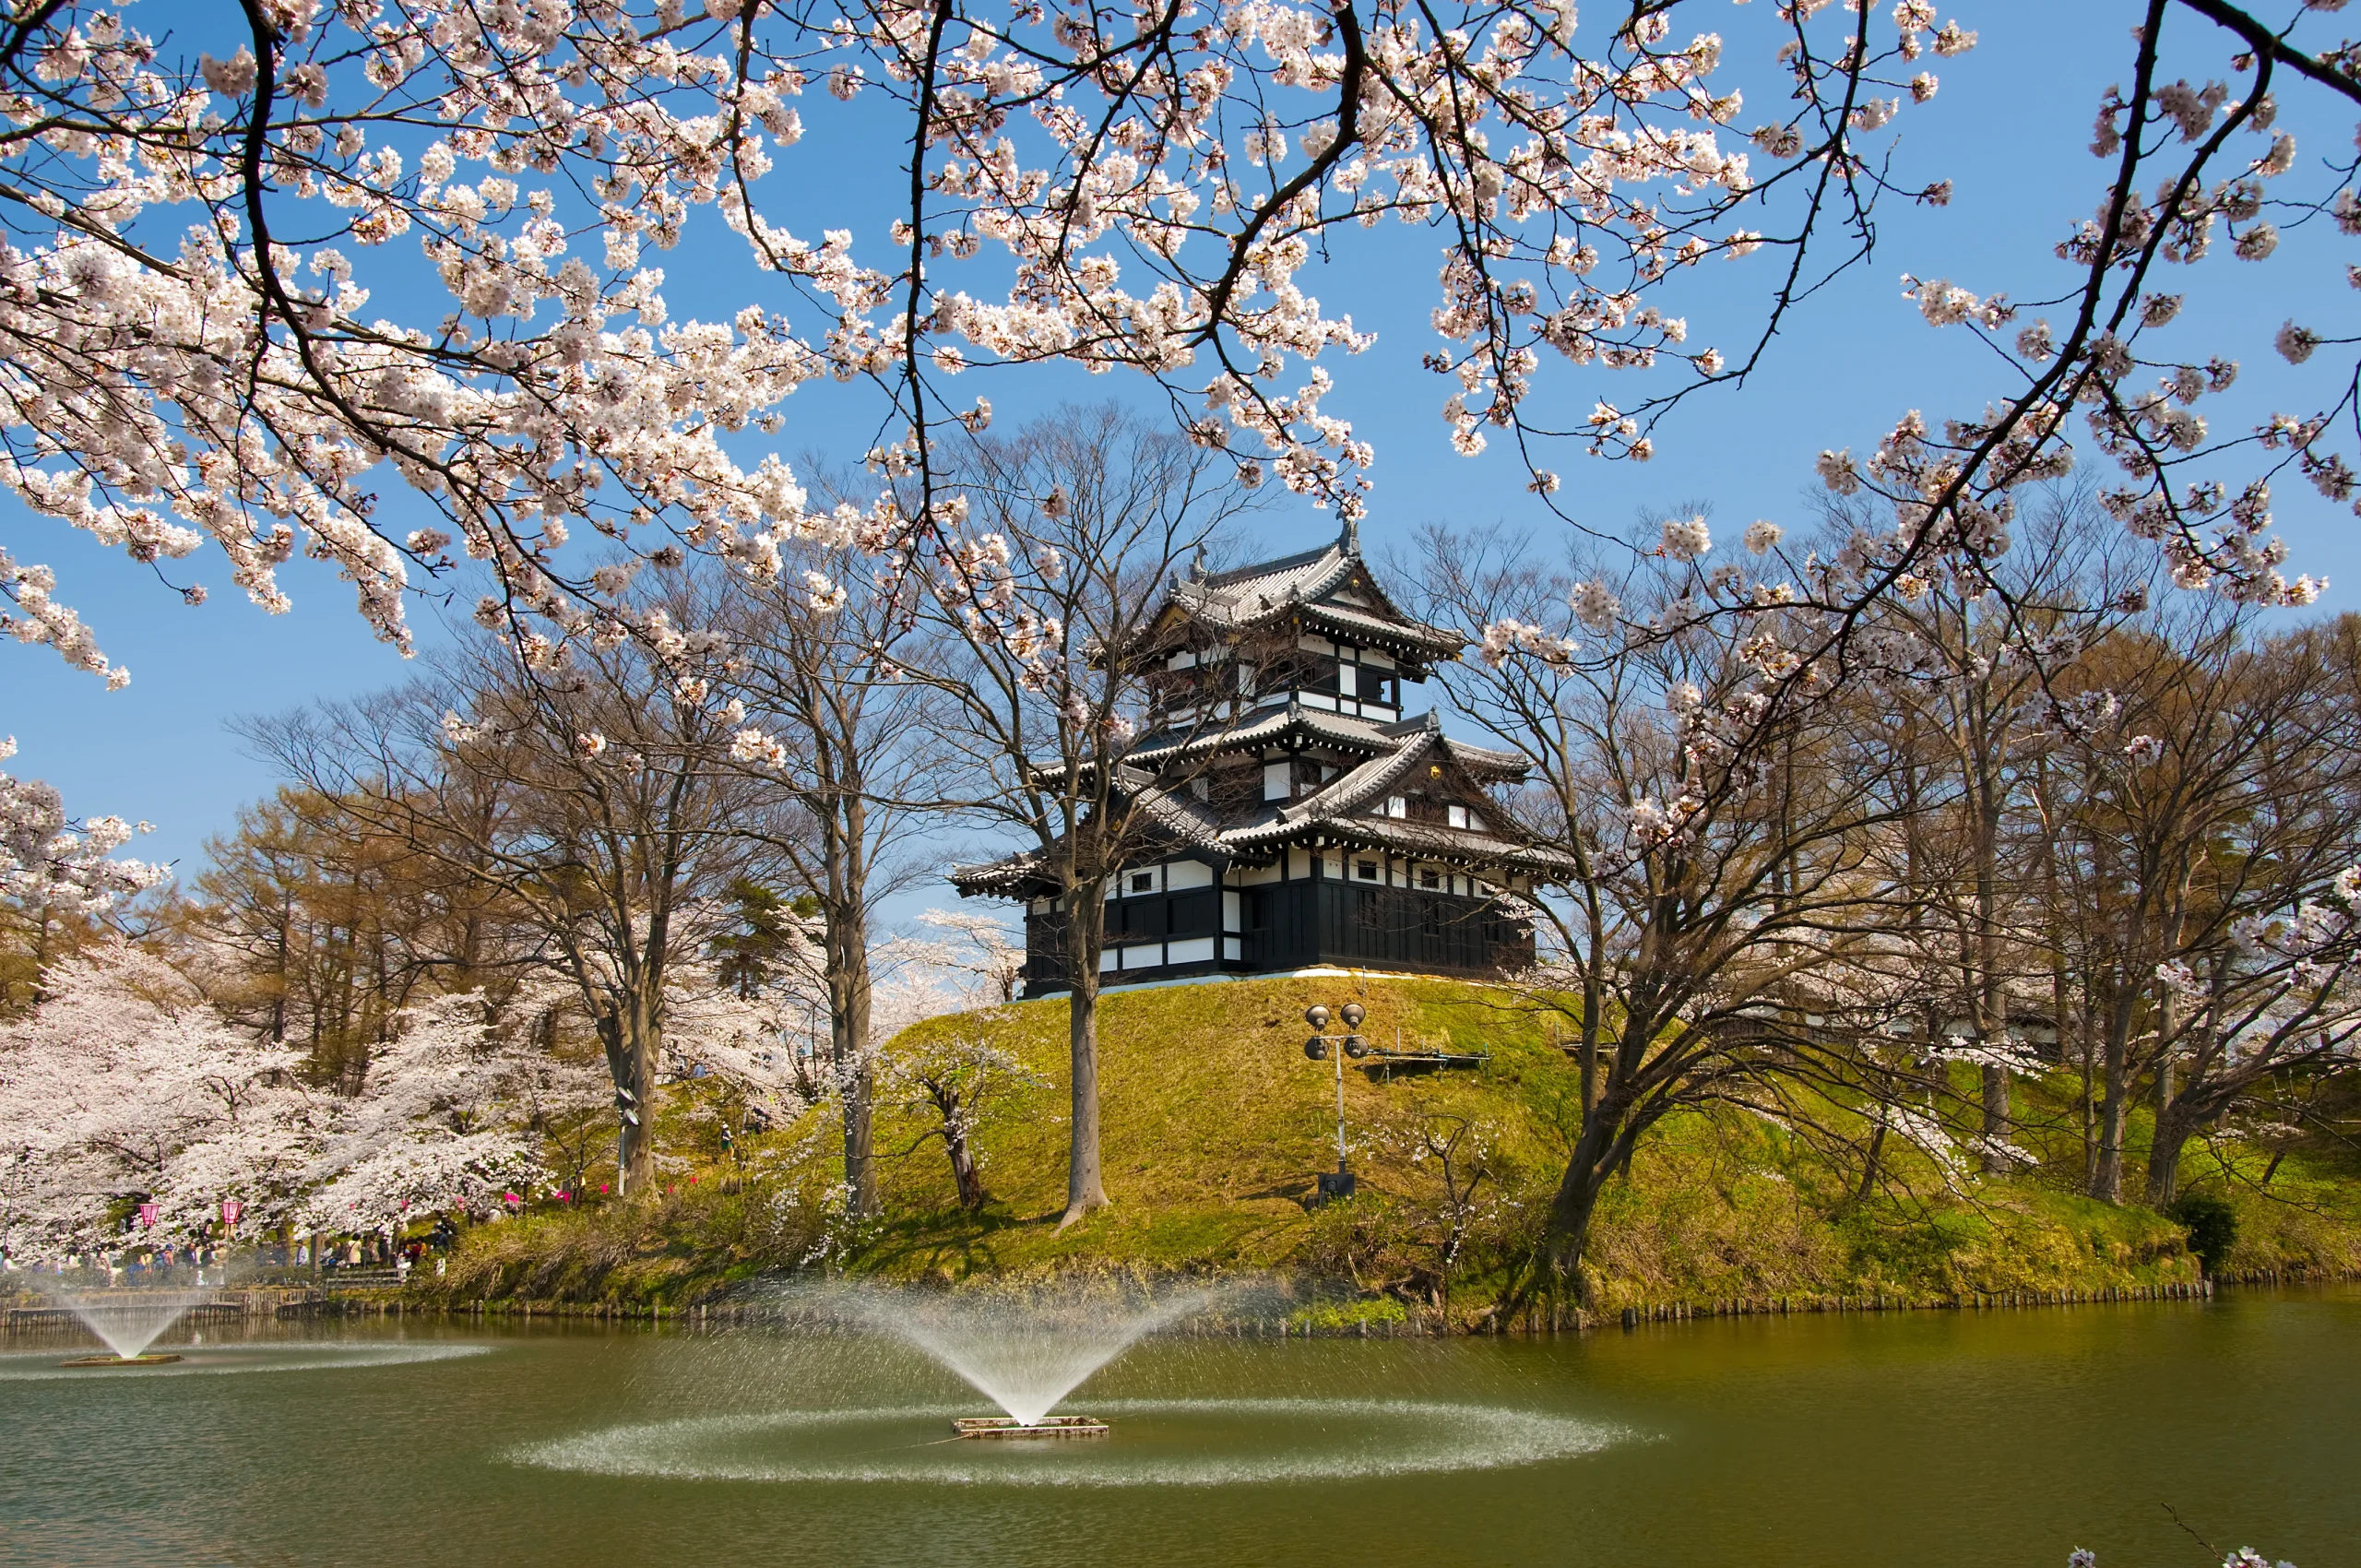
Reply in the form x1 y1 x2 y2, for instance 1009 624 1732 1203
520 1277 1622 1485
830 1280 1224 1436
46 1289 216 1366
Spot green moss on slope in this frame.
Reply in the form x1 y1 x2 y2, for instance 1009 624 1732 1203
432 973 2361 1321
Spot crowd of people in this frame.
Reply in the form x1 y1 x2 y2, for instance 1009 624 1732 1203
2 1218 463 1287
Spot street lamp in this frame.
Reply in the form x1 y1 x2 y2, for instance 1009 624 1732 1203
1301 1003 1370 1203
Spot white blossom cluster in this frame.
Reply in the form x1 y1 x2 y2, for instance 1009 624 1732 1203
0 738 165 913
0 0 1977 688
0 943 607 1257
1861 39 2358 612
301 991 608 1232
0 944 314 1257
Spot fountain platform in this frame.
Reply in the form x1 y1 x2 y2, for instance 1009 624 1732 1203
59 1352 184 1368
952 1415 1109 1439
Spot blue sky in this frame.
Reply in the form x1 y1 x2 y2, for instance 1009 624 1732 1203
6 1 2356 885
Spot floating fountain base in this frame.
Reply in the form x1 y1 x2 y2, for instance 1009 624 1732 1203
59 1353 184 1368
952 1415 1109 1439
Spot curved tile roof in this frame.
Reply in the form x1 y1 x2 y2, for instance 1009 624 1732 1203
1169 523 1464 659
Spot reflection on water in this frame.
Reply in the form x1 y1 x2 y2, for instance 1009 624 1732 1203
0 1339 491 1381
519 1397 1623 1486
0 1287 2354 1568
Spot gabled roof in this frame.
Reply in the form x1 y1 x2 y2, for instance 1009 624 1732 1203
1258 717 1451 829
1167 520 1465 663
952 707 1554 896
1063 702 1527 785
1123 700 1418 768
1316 815 1577 877
948 847 1052 897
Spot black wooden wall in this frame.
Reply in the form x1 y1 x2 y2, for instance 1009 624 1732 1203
1020 876 1532 993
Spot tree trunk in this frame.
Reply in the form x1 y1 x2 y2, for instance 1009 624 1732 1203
1970 703 2011 1175
1543 1104 1621 1306
599 998 658 1195
2091 988 2132 1203
2143 1102 2189 1207
2142 1048 2179 1206
931 1084 987 1210
2078 968 2099 1194
1856 1098 1890 1205
1980 1064 2011 1174
1059 888 1110 1229
829 924 877 1218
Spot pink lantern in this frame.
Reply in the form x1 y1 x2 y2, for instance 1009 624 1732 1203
136 1203 159 1229
220 1200 244 1228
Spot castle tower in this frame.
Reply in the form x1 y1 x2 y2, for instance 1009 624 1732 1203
951 523 1566 996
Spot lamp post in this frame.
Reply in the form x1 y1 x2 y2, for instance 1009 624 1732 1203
1302 1003 1370 1202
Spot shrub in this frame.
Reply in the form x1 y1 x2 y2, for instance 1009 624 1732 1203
2167 1192 2238 1277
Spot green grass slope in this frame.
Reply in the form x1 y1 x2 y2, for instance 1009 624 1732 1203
433 973 2361 1322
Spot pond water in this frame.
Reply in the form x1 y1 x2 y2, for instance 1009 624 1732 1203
1 1286 2353 1567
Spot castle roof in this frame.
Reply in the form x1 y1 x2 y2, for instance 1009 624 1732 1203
1163 520 1465 666
947 710 1571 897
1118 701 1526 781
949 522 1562 900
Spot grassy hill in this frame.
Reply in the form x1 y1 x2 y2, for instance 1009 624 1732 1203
434 973 2361 1323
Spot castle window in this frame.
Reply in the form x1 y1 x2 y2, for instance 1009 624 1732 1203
1385 795 1407 818
1356 860 1380 881
1420 868 1441 889
1131 872 1155 894
1447 804 1469 829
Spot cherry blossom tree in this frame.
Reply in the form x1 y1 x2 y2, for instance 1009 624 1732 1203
877 1016 1044 1209
1419 521 1923 1304
918 406 1250 1227
664 933 827 1158
0 940 312 1258
913 905 1026 1005
1 0 2002 692
0 739 165 914
1 736 168 1008
14 4 2358 967
301 989 607 1230
855 932 1039 1208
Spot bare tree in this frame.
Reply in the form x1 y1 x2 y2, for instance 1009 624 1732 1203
2047 609 2361 1204
1844 493 2134 1173
916 405 1253 1228
243 576 779 1193
718 532 942 1218
1418 524 1910 1307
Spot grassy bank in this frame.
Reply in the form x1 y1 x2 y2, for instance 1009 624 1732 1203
426 974 2361 1324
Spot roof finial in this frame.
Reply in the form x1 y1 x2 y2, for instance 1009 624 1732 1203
1188 546 1208 581
1340 515 1360 556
